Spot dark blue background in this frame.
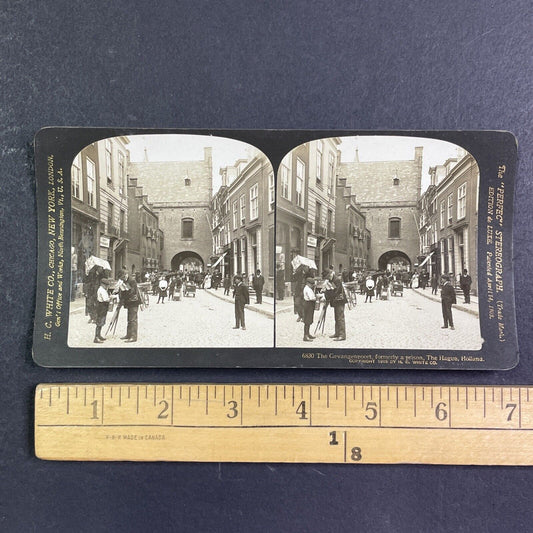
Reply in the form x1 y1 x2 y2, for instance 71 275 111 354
2 1 532 531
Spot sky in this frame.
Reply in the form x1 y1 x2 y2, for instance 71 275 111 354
126 134 467 194
338 136 465 192
127 134 260 193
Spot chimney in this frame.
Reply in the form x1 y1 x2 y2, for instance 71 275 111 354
354 147 360 162
143 147 149 162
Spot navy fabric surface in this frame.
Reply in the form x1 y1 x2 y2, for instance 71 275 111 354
1 1 532 531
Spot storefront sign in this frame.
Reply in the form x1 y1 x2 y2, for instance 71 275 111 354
100 236 110 248
307 235 317 248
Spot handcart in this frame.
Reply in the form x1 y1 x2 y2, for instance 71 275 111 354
343 281 358 310
391 280 404 297
183 282 197 297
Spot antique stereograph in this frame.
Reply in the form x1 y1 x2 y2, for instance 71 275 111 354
33 128 518 369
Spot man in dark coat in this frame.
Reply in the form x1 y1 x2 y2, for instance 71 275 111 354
252 269 265 304
440 275 457 330
118 270 140 342
459 268 472 303
327 269 347 341
232 276 249 330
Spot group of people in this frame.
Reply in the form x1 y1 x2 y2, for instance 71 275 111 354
293 264 474 341
87 269 140 344
296 267 347 342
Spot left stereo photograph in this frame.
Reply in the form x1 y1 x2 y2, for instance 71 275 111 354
34 129 276 367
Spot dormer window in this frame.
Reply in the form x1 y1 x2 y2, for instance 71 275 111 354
184 178 191 186
393 177 400 186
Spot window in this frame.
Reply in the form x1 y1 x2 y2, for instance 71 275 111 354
457 183 467 219
182 218 193 239
440 200 446 229
120 209 125 234
327 209 333 234
118 151 125 193
316 140 323 183
250 184 258 220
107 201 114 230
72 154 82 200
233 201 238 230
225 222 230 245
327 152 335 195
185 178 191 186
268 171 275 211
105 139 112 185
280 164 291 200
296 158 305 208
86 157 96 207
315 202 322 233
389 217 401 239
447 193 453 223
240 194 245 225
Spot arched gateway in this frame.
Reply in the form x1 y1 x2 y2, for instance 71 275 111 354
171 251 204 272
378 250 411 272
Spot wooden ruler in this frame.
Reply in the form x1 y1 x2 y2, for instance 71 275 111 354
35 383 533 464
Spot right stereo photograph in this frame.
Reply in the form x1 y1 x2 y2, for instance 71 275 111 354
275 135 482 350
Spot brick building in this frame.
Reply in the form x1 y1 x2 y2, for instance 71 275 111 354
421 151 479 291
127 147 213 272
335 174 371 273
127 177 163 276
96 137 130 278
213 154 274 293
71 142 101 286
276 138 340 295
339 146 423 272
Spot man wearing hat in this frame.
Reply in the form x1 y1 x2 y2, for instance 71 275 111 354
302 277 317 341
440 275 457 330
232 275 249 330
94 277 110 343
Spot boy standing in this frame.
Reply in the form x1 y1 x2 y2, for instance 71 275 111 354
94 278 110 343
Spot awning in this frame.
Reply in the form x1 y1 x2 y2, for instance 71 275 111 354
418 251 435 267
211 251 228 268
320 237 336 252
291 255 317 271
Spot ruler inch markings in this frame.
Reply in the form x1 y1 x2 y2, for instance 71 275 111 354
35 383 533 465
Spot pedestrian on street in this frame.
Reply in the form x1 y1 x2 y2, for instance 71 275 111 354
293 265 307 322
460 268 472 303
365 276 375 303
302 277 316 341
223 275 231 296
117 270 140 342
375 276 383 300
326 269 347 341
157 276 168 304
168 276 176 301
93 278 110 343
252 269 265 304
276 265 285 300
431 273 438 295
232 275 249 330
440 275 457 330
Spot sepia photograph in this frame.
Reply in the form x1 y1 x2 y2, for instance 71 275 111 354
33 128 517 369
67 134 275 348
275 135 482 350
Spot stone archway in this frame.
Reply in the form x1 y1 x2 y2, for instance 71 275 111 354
171 251 204 272
378 250 412 272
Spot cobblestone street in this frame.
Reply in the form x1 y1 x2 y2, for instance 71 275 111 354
68 289 274 348
275 288 483 350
